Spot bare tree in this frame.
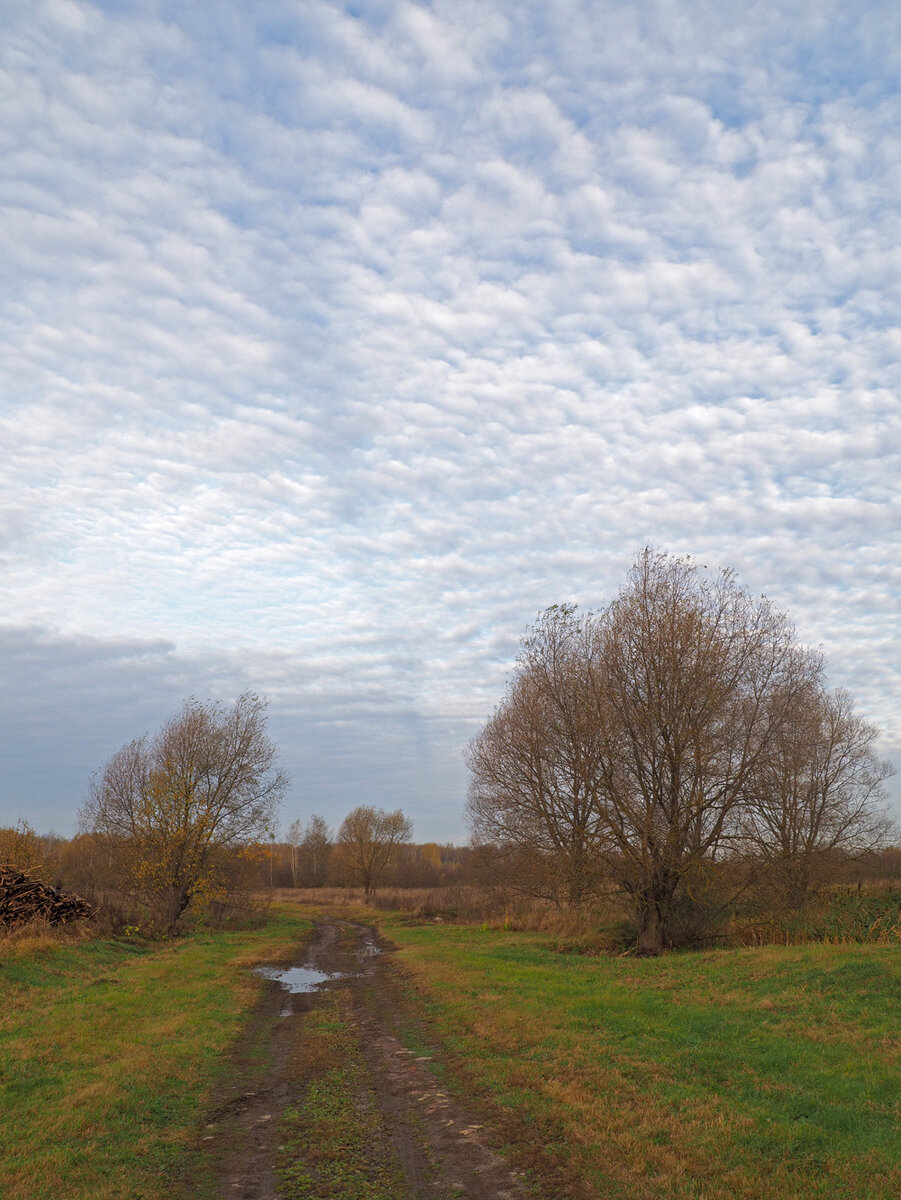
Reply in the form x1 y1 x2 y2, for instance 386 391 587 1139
591 550 820 953
79 694 288 930
336 806 412 901
301 815 332 887
466 549 834 953
741 685 894 906
466 605 610 907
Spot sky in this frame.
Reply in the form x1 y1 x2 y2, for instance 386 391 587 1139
1 0 900 842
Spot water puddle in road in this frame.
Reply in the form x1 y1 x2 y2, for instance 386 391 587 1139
253 964 335 993
255 928 380 1008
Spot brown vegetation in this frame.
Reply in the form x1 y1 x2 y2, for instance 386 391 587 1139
334 805 413 901
0 819 47 876
3 570 896 952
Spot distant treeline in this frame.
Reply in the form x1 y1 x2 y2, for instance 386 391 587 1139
2 817 900 943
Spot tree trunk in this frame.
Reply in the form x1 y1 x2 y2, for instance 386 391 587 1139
566 846 591 909
636 900 665 956
164 887 191 935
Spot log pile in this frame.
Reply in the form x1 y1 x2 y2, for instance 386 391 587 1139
0 866 96 928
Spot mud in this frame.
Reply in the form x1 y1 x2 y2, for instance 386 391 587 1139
180 920 538 1200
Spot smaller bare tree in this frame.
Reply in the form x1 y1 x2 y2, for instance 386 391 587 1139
466 605 610 908
336 806 412 901
742 686 894 907
301 815 332 887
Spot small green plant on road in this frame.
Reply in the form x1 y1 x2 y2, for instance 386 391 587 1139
278 989 408 1200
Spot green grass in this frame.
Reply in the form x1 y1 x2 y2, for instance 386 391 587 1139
6 900 899 1200
0 908 312 1200
383 919 901 1199
278 989 408 1200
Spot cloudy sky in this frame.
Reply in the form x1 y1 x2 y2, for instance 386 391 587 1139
2 0 900 841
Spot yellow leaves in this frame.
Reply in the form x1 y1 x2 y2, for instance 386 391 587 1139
80 694 287 928
421 842 443 870
241 841 270 865
0 819 46 875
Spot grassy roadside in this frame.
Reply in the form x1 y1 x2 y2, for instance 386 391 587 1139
0 907 312 1200
382 918 901 1200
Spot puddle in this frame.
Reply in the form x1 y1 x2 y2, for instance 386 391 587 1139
254 929 378 1003
253 964 335 993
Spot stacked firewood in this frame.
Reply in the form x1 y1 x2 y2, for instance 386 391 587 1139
0 866 96 927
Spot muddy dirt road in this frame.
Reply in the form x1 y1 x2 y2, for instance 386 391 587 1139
180 920 538 1200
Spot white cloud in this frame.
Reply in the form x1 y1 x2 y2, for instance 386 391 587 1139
1 1 899 834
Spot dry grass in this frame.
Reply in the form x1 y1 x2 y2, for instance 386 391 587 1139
272 884 630 943
273 882 901 950
0 916 97 959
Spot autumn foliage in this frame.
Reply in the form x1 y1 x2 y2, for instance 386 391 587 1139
78 694 288 930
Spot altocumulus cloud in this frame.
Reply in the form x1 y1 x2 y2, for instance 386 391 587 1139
1 0 899 836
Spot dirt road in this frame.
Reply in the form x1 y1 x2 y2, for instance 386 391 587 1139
179 919 538 1200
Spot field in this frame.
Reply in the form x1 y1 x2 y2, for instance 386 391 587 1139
2 904 899 1199
384 918 901 1198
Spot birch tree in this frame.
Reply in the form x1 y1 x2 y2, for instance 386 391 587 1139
301 814 332 887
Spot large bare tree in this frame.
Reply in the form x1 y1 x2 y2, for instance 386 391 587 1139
592 549 820 953
466 549 844 953
79 693 287 930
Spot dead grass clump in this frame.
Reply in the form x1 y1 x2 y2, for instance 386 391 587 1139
728 887 901 948
0 915 96 958
271 885 367 908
